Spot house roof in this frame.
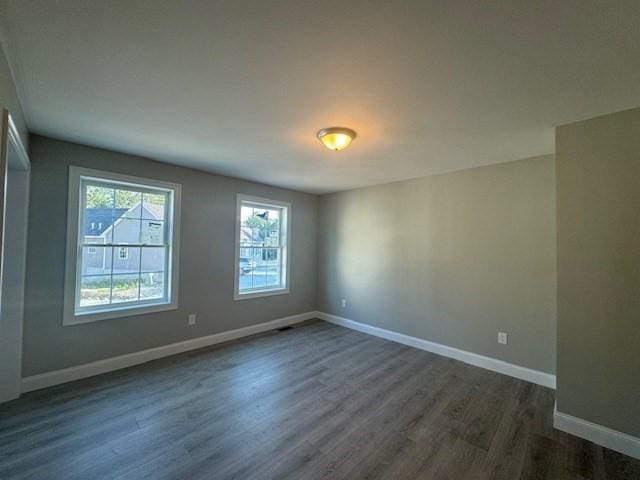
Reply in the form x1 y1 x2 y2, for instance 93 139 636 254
143 203 164 220
84 208 128 236
84 202 164 236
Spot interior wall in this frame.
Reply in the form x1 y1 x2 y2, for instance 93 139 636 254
23 135 317 376
556 107 640 437
317 155 557 374
0 167 29 401
0 37 29 401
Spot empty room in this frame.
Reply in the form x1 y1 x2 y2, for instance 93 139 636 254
0 1 639 479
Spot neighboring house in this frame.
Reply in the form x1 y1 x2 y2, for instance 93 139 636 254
83 202 165 277
239 224 279 271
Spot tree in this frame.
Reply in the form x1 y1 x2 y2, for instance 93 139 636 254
86 187 165 209
86 186 114 208
244 215 279 242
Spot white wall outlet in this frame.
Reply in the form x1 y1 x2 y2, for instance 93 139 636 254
498 332 508 345
341 298 347 308
188 314 196 326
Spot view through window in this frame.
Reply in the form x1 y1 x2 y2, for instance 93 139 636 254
236 196 289 297
76 177 174 312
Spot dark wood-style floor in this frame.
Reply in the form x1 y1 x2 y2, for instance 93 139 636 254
1 320 638 480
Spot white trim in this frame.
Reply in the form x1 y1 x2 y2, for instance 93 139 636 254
234 287 290 300
22 311 317 393
554 402 640 460
0 111 29 403
6 113 29 170
63 166 182 326
316 312 556 389
234 193 291 301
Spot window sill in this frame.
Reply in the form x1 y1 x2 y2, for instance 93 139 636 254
63 301 178 326
234 287 289 301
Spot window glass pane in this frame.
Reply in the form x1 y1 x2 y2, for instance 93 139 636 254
142 193 166 220
242 207 281 248
115 188 142 215
239 268 252 290
81 246 112 276
252 227 262 246
80 275 111 307
237 201 287 294
240 205 253 224
112 246 140 274
262 247 278 262
267 265 281 287
252 263 268 289
239 226 252 247
140 272 165 300
85 185 114 208
265 226 279 246
84 230 109 245
84 185 115 243
74 174 176 317
84 230 111 245
239 257 254 275
141 220 165 245
111 274 140 304
141 247 166 272
113 218 141 244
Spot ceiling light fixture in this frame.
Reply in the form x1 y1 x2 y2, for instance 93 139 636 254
316 127 356 151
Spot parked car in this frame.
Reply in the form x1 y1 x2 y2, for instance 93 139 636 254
239 256 256 274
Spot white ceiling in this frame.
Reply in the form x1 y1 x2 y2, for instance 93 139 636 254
1 1 639 194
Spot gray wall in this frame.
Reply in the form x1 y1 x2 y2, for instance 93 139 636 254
23 135 317 376
0 168 29 401
317 155 557 374
556 107 640 437
0 37 29 401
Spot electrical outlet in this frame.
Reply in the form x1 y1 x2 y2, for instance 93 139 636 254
341 298 347 308
498 332 508 345
188 314 196 326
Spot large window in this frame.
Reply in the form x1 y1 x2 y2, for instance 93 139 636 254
63 167 181 325
235 194 290 300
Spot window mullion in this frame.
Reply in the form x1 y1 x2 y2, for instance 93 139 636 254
76 181 87 311
279 208 284 287
162 191 170 303
109 245 115 304
137 217 143 301
81 243 169 247
251 246 255 290
137 246 143 302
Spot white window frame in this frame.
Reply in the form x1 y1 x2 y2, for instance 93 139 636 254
63 166 181 326
118 246 129 260
234 194 291 300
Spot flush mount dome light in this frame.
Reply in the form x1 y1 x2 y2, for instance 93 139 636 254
317 127 356 151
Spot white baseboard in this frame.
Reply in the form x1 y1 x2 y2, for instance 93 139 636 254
21 311 317 393
316 312 556 389
554 403 640 460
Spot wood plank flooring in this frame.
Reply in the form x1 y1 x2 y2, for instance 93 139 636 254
1 319 638 479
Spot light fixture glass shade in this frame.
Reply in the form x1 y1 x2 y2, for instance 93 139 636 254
317 127 356 151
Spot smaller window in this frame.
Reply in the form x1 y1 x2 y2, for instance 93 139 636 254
87 246 97 255
235 194 290 300
118 247 129 260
